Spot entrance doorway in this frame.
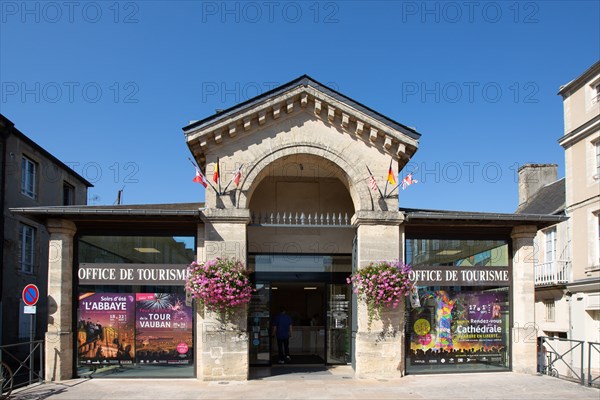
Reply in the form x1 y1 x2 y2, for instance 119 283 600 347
247 254 353 368
271 282 326 365
248 279 352 367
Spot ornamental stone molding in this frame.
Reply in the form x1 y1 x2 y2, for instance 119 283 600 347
184 76 420 172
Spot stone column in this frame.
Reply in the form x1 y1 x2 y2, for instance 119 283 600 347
352 211 405 379
45 219 76 381
510 225 538 374
196 208 250 381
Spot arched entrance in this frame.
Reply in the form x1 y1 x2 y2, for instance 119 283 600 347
244 153 356 369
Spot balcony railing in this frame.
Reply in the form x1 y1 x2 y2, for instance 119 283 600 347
250 211 352 228
535 260 571 286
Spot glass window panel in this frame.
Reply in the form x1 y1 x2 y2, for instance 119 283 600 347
544 228 556 263
19 223 35 273
406 286 510 373
79 236 195 264
21 156 37 198
251 254 351 273
406 239 509 267
77 235 196 378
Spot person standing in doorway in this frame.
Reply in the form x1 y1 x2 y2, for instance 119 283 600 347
272 308 293 364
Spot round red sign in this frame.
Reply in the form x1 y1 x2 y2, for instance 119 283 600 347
176 342 189 354
22 284 39 306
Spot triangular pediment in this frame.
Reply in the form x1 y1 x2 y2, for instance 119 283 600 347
184 75 421 170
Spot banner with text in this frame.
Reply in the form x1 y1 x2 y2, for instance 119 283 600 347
408 290 508 367
77 293 135 366
409 266 510 286
135 293 194 365
78 263 188 286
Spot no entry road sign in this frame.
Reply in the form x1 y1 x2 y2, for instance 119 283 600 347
22 284 39 306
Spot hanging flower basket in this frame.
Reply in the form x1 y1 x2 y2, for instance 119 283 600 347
185 258 253 319
347 260 414 328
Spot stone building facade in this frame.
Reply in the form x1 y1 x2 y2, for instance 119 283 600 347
13 77 564 381
1 114 91 347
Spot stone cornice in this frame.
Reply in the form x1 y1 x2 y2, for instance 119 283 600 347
557 61 600 97
557 114 600 148
351 210 405 226
200 208 251 224
185 85 420 171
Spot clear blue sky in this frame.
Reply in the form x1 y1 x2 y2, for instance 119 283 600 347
1 1 599 212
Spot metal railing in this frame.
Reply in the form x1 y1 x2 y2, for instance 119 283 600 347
0 340 44 395
589 342 600 387
537 336 600 386
251 211 352 227
534 260 570 286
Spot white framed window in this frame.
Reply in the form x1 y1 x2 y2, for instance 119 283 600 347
19 223 35 273
544 300 555 322
595 140 600 180
593 83 600 105
597 214 600 263
544 227 557 263
21 156 37 198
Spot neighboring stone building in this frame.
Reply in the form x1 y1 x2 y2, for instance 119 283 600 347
516 164 569 340
516 61 600 382
558 61 600 374
13 76 565 381
0 114 91 346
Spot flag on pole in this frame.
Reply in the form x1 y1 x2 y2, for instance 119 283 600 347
213 158 220 184
193 168 208 188
368 174 378 192
222 163 244 194
365 165 382 198
233 165 242 186
188 157 219 194
401 173 418 190
387 162 397 185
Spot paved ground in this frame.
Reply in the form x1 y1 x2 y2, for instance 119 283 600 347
10 367 599 400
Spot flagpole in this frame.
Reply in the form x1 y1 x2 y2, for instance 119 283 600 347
387 183 400 197
383 159 393 197
222 164 243 194
188 157 219 194
388 165 419 197
216 158 222 195
365 164 384 199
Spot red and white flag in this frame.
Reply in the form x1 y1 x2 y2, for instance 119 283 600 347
401 173 418 190
368 174 379 192
233 166 242 186
193 168 208 188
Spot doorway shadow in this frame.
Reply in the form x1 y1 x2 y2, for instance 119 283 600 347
249 365 331 380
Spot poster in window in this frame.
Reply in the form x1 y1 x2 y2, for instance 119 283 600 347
135 293 194 365
408 290 507 366
77 293 136 365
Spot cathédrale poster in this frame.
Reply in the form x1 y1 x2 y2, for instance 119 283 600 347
135 293 193 365
409 290 507 367
77 293 135 365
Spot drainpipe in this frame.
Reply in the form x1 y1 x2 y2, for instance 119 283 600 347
566 290 573 375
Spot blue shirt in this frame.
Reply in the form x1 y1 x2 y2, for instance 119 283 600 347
273 313 292 339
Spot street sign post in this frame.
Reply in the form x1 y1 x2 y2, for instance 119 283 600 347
22 284 39 306
22 283 39 383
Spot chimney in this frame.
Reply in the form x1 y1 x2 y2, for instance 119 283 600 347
518 164 558 206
